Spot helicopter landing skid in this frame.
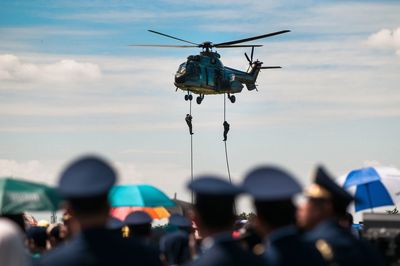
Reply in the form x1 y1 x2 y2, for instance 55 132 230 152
196 94 204 105
227 94 236 103
184 91 193 101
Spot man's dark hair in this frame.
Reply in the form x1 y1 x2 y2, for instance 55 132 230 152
130 224 152 237
332 200 349 217
340 212 353 224
49 225 63 242
68 194 109 217
195 196 235 230
254 199 296 228
27 226 47 248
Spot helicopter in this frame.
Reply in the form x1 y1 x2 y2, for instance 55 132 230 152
131 30 290 104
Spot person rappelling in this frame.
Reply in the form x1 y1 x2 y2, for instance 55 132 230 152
185 114 193 135
223 121 230 141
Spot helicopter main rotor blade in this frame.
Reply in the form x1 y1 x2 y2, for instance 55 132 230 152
148 30 199 46
250 46 254 62
129 44 198 48
214 45 263 48
260 66 282 69
244 53 251 63
214 30 290 46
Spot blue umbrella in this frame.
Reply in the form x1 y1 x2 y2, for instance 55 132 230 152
343 167 398 212
109 184 176 208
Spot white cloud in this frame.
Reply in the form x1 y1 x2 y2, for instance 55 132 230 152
0 159 188 200
0 160 62 185
0 54 101 82
367 27 400 56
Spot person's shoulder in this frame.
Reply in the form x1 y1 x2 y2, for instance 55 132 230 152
40 238 85 266
189 241 267 266
121 237 163 265
303 220 345 242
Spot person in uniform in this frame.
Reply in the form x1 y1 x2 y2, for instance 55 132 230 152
124 211 153 243
39 155 162 266
297 165 384 266
186 175 268 266
223 121 230 141
26 226 48 260
242 166 326 266
185 114 193 135
160 214 192 265
106 216 123 238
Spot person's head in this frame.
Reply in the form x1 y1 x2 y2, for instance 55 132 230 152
26 226 47 254
48 224 65 248
187 175 242 237
62 211 78 239
58 155 117 229
124 211 153 238
297 166 353 231
107 216 123 237
242 166 302 237
338 212 353 230
0 218 29 266
169 214 192 233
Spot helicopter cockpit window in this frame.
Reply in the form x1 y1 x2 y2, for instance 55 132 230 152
186 62 194 74
177 63 186 74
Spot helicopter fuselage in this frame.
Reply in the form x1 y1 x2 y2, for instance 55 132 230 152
174 51 260 95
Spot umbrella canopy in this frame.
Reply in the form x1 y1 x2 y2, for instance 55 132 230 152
343 166 400 212
0 177 61 214
109 184 176 208
110 206 170 220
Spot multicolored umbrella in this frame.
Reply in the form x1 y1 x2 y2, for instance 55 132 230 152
109 184 176 208
343 166 400 212
110 206 170 220
0 177 61 214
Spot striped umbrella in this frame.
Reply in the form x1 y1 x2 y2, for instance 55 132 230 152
110 206 170 220
343 166 400 212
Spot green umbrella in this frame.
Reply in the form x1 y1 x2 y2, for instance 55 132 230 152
0 177 61 214
109 184 176 207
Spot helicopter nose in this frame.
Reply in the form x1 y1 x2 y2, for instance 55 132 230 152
175 75 185 84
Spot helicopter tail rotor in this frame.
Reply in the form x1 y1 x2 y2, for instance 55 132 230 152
244 46 255 65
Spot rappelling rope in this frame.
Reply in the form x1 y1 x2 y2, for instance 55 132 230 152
189 94 194 204
224 94 232 185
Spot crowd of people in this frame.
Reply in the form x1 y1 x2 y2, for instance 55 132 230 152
0 155 387 266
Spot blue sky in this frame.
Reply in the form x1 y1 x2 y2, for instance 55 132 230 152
0 0 400 210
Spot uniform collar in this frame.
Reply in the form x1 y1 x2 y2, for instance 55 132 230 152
265 224 297 247
201 231 233 252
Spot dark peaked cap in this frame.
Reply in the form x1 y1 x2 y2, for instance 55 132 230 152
169 214 191 228
307 165 353 206
58 155 116 198
107 217 123 230
242 166 302 200
125 211 152 226
187 175 242 196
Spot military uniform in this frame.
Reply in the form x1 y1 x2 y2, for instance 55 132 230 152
185 114 193 135
302 166 384 266
304 219 382 266
39 156 162 266
160 214 192 265
160 230 191 266
124 210 159 251
40 227 162 266
188 232 267 266
186 176 268 266
242 166 326 266
264 225 326 266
